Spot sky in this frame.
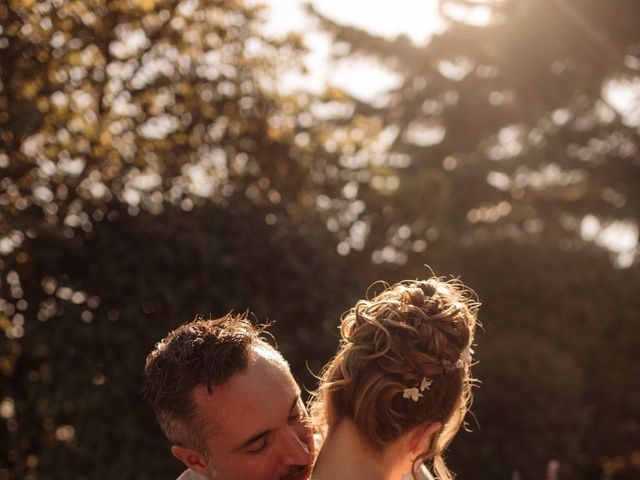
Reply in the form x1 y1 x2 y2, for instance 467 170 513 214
259 0 447 100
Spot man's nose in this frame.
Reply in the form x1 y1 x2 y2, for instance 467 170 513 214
279 427 311 465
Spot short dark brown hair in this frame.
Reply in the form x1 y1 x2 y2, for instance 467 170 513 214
143 313 280 452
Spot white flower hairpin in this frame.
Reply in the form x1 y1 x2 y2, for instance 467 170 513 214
456 345 474 369
420 376 433 391
402 387 422 402
402 376 433 402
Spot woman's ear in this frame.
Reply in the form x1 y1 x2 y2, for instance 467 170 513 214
409 421 442 455
171 444 209 476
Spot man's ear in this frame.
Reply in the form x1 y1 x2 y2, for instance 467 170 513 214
409 421 442 455
171 444 209 476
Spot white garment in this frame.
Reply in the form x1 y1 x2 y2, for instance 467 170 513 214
417 465 436 480
174 433 435 480
176 470 206 480
176 465 435 480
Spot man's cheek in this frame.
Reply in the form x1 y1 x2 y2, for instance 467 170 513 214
295 424 313 454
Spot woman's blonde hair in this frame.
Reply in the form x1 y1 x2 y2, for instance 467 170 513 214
310 276 480 480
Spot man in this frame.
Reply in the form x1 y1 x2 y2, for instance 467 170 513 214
144 313 434 480
143 313 314 480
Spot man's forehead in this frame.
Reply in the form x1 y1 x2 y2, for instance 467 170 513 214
253 343 288 365
191 350 299 438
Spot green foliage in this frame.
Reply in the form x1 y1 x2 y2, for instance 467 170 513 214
0 0 360 477
429 238 640 478
0 201 358 479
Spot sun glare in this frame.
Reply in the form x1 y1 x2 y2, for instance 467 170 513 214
262 0 446 45
311 0 447 46
262 0 449 100
603 78 640 127
581 215 639 268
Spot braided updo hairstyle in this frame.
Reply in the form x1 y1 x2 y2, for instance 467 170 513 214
311 276 479 480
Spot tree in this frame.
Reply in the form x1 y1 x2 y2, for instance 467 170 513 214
308 0 640 262
0 0 365 477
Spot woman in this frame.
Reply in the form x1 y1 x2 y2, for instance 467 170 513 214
310 276 479 480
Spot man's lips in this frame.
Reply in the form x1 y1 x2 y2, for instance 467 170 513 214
286 465 311 480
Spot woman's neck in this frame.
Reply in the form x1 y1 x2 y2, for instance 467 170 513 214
312 419 409 480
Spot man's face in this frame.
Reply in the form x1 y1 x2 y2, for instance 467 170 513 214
185 348 314 480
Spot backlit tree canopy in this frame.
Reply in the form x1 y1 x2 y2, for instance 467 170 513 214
309 0 640 266
0 0 377 236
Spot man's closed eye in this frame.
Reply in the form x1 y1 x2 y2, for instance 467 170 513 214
246 434 272 455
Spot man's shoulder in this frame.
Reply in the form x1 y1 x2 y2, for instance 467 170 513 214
176 469 207 480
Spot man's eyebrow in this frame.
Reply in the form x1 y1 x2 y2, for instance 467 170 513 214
233 396 299 452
